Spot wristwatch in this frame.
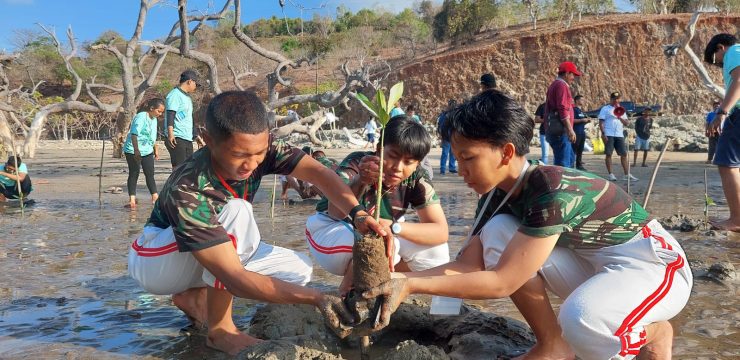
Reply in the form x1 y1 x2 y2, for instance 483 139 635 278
716 109 729 116
391 222 402 235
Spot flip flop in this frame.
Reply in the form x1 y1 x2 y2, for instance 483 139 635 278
112 187 123 194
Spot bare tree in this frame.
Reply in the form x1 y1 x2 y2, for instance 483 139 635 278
20 0 233 158
231 0 379 147
665 12 725 99
523 0 542 30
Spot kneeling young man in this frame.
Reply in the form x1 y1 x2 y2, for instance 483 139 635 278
306 116 450 291
128 91 384 354
367 91 692 360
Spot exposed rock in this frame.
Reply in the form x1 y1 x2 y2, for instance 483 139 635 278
244 300 535 359
379 340 448 360
660 214 706 232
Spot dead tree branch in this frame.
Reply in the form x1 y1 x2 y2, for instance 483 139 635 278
678 12 725 98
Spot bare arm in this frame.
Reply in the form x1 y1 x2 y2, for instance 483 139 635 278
131 134 141 157
406 232 558 299
712 67 740 134
192 242 322 304
290 155 387 236
394 203 448 246
0 170 26 182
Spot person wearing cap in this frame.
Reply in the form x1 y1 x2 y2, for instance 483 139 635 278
544 61 580 168
598 92 638 182
633 108 653 168
480 73 496 92
164 69 199 169
704 33 740 232
706 99 721 164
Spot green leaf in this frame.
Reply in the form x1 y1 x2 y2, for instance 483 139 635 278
356 93 379 118
705 195 716 206
387 81 404 115
375 89 389 125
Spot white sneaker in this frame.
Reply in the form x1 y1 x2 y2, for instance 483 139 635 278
607 173 617 181
624 174 639 181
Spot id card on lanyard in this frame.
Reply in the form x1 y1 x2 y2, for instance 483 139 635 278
430 161 531 316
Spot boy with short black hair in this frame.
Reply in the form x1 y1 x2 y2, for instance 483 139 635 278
306 116 450 292
128 91 385 355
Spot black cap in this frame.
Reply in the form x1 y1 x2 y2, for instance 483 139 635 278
179 69 200 84
610 91 621 99
480 73 496 87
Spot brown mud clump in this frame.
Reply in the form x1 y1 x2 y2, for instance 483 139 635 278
353 233 391 292
345 232 391 335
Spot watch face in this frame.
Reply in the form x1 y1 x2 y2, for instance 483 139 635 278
391 222 402 234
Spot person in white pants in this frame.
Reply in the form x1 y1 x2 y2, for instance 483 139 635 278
306 116 450 292
128 91 387 355
365 90 692 360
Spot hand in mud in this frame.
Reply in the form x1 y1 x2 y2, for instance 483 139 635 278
317 292 355 338
357 155 381 186
362 278 409 331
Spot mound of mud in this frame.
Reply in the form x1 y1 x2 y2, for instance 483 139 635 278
239 300 534 359
659 214 707 232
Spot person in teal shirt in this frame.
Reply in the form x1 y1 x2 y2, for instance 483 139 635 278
0 155 32 201
704 33 740 232
390 98 405 118
165 69 199 169
124 98 164 208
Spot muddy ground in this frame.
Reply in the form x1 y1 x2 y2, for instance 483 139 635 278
0 140 737 359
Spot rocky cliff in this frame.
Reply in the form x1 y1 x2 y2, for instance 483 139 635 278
380 13 739 122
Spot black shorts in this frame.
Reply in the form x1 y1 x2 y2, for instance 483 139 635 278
165 138 193 167
605 136 627 156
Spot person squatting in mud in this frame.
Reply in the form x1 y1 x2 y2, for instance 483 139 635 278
365 90 693 360
305 116 450 293
127 90 386 355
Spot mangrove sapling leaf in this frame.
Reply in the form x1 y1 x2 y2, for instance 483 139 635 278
386 82 404 122
355 93 379 119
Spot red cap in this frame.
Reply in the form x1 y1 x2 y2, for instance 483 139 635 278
558 61 582 76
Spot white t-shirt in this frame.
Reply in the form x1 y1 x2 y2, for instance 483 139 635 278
598 104 627 138
365 119 377 134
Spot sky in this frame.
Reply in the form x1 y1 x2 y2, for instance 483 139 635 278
0 0 635 52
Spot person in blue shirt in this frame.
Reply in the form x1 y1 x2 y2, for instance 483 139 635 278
705 99 720 164
0 155 32 201
165 70 199 169
704 33 740 232
124 98 165 208
572 95 590 170
437 99 457 175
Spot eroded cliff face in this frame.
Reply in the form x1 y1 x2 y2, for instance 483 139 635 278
386 13 739 121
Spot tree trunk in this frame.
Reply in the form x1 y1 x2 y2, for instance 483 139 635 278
112 110 133 158
62 114 68 141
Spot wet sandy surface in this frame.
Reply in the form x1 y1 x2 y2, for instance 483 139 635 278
0 145 737 359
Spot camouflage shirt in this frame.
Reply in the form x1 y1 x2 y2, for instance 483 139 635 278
315 151 439 220
147 137 305 252
475 163 650 249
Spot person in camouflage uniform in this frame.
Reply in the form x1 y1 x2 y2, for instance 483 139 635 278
364 91 692 360
306 116 449 293
128 91 386 355
280 147 338 200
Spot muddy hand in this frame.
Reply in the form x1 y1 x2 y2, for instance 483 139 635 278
358 155 381 186
362 278 409 331
353 213 388 237
318 292 354 338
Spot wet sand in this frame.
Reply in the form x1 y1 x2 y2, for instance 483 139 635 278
0 142 737 359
